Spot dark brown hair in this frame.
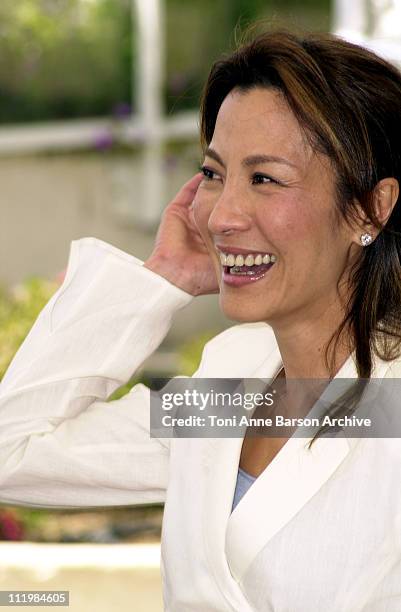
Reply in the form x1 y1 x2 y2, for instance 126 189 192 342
199 29 401 439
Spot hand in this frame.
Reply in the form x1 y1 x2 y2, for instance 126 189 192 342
144 173 219 296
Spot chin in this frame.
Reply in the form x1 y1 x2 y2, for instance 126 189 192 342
219 296 269 323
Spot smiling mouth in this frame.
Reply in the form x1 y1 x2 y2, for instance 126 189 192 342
218 250 277 276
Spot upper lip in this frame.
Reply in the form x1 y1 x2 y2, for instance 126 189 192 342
215 244 274 255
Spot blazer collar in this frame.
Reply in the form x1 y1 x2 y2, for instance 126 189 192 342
200 327 391 600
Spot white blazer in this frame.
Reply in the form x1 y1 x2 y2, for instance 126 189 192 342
0 237 400 612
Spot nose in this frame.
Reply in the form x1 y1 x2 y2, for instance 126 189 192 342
207 188 252 237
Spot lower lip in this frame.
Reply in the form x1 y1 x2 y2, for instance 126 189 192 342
222 263 275 287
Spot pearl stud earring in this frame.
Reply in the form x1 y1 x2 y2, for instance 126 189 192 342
360 233 373 247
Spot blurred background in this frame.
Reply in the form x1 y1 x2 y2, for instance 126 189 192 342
1 1 401 610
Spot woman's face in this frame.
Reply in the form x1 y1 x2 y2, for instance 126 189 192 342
193 87 356 326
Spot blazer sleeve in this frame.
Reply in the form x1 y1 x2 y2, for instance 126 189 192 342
0 237 194 509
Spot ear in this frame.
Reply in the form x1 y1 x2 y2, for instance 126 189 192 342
373 177 399 227
351 177 399 245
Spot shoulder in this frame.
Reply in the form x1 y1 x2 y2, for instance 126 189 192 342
195 322 279 377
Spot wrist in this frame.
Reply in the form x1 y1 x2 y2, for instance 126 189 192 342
143 255 196 296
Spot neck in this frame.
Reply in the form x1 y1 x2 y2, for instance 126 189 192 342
270 296 353 380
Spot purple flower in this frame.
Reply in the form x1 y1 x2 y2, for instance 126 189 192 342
113 102 132 119
94 130 115 151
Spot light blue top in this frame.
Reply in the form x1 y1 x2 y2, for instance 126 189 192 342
231 467 257 512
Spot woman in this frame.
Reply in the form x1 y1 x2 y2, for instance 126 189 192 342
0 29 401 611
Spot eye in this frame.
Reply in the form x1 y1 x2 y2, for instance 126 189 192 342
252 173 278 185
199 165 220 181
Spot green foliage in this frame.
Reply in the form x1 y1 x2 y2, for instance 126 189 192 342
0 0 132 123
0 277 58 380
164 0 331 113
177 329 219 376
0 0 330 123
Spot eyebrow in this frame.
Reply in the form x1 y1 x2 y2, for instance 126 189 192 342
204 146 297 169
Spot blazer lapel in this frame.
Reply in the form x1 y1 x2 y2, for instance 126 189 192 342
225 351 363 584
201 328 282 612
201 436 253 609
225 432 351 583
199 325 283 608
200 324 392 593
202 335 356 594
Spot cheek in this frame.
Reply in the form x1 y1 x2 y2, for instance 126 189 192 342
257 204 313 247
258 201 337 271
273 190 335 240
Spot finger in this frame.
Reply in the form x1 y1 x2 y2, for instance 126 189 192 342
188 208 207 250
188 205 198 230
173 173 203 207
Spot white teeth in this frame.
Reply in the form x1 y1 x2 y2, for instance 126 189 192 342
219 250 277 267
234 254 244 267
